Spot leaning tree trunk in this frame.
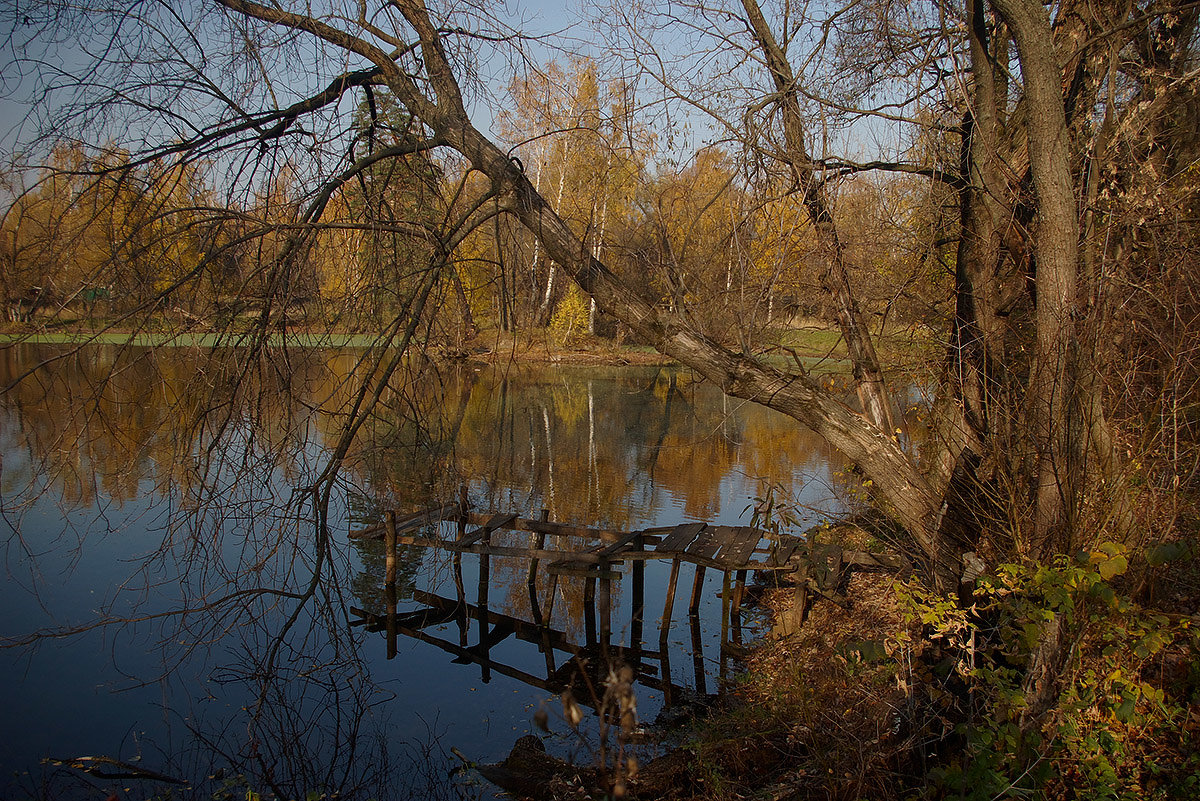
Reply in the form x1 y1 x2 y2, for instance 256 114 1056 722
740 0 897 435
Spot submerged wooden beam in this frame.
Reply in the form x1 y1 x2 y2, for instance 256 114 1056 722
689 565 707 617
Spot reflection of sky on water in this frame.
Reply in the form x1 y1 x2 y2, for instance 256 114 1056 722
1 349 848 799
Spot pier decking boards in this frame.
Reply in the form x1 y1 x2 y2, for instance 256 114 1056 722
349 495 909 707
350 510 813 573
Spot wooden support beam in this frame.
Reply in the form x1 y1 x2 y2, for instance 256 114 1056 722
460 512 672 544
690 615 707 695
597 529 644 558
660 557 681 644
584 571 597 647
720 570 732 651
689 565 707 617
598 559 612 657
351 605 461 633
350 502 461 539
452 620 518 663
456 512 518 548
477 520 492 682
630 532 645 648
732 568 748 617
386 582 398 660
385 511 398 587
731 568 747 643
393 623 561 695
528 509 549 626
409 590 583 655
453 548 467 645
547 562 622 580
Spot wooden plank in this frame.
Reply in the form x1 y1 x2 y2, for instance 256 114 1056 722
597 530 645 558
690 526 723 561
398 538 605 563
547 562 622 580
455 512 518 548
842 550 910 571
655 522 706 554
719 526 761 567
461 512 627 543
766 540 801 568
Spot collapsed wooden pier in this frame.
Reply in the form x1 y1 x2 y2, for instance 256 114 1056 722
348 489 909 703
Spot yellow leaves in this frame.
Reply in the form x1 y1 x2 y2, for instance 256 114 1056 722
1087 542 1129 581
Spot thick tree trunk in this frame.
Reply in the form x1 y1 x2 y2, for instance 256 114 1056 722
988 0 1125 726
991 0 1088 555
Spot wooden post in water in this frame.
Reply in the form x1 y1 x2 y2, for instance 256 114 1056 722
598 558 612 658
659 631 674 706
531 510 555 677
477 517 492 683
528 509 549 625
385 511 398 586
689 614 706 696
385 511 398 660
719 570 731 671
688 566 707 617
584 570 597 647
631 533 645 649
453 551 468 646
731 569 747 643
452 508 468 646
660 558 681 646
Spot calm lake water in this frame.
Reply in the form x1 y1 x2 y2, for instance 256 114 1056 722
0 344 850 800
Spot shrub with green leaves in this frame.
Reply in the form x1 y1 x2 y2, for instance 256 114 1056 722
896 543 1199 800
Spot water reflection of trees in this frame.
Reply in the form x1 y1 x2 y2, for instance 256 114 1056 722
2 342 471 799
1 345 842 796
2 348 839 529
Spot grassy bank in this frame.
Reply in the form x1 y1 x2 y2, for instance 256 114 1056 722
0 319 936 367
